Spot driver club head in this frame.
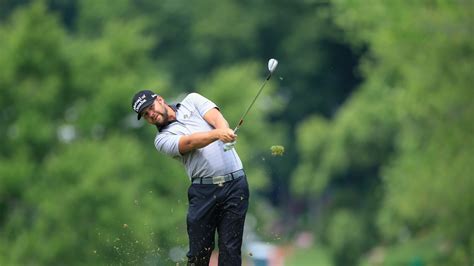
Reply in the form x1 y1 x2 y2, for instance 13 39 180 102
268 58 278 73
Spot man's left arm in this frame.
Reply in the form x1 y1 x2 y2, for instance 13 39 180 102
203 108 231 130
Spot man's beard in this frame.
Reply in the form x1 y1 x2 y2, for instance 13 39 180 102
154 106 169 127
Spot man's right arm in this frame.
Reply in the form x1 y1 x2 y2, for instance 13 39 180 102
178 128 235 154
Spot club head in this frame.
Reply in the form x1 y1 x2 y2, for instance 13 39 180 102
268 58 278 73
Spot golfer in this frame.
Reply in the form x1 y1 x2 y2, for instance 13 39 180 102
131 90 249 265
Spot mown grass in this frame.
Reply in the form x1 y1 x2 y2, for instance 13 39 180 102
284 246 333 266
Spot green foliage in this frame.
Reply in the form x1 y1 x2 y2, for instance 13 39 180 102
290 0 473 264
2 0 471 265
327 209 366 265
0 1 68 159
360 234 459 266
293 115 329 194
329 0 474 264
189 1 261 64
2 137 187 265
0 2 184 264
293 82 397 196
0 1 289 264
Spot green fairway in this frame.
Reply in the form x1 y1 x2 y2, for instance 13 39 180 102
285 246 333 266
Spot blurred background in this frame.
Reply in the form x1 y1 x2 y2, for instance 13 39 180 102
0 0 473 265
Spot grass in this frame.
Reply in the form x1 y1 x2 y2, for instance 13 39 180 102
284 245 333 266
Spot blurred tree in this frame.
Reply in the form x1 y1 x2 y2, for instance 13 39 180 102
3 0 362 213
261 1 361 212
329 0 474 264
289 0 473 264
0 1 70 246
0 0 29 21
0 0 69 159
327 209 366 265
290 80 397 263
0 2 187 264
11 0 474 265
2 137 186 265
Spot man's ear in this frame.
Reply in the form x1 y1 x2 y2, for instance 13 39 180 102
156 96 164 104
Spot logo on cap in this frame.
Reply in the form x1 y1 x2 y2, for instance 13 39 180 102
133 94 148 112
131 90 158 120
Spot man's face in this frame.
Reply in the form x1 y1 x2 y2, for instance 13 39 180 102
141 97 169 126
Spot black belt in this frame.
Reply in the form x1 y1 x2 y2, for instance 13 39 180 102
192 169 245 185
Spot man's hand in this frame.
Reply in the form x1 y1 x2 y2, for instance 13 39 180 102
203 108 237 151
214 128 237 143
215 128 237 152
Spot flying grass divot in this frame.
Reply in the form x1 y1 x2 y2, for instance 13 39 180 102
270 145 285 156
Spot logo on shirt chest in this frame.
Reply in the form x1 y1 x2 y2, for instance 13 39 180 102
182 111 193 120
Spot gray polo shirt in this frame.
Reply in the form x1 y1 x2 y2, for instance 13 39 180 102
154 93 243 180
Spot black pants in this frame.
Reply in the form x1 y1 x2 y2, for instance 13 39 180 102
186 175 249 266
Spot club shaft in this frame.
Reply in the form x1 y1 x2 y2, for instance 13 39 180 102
233 72 272 133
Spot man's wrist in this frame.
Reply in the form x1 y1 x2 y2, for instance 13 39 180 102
210 129 220 142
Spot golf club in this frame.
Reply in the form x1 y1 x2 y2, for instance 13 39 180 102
224 58 279 151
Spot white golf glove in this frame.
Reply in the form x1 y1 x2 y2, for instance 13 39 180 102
223 141 237 151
